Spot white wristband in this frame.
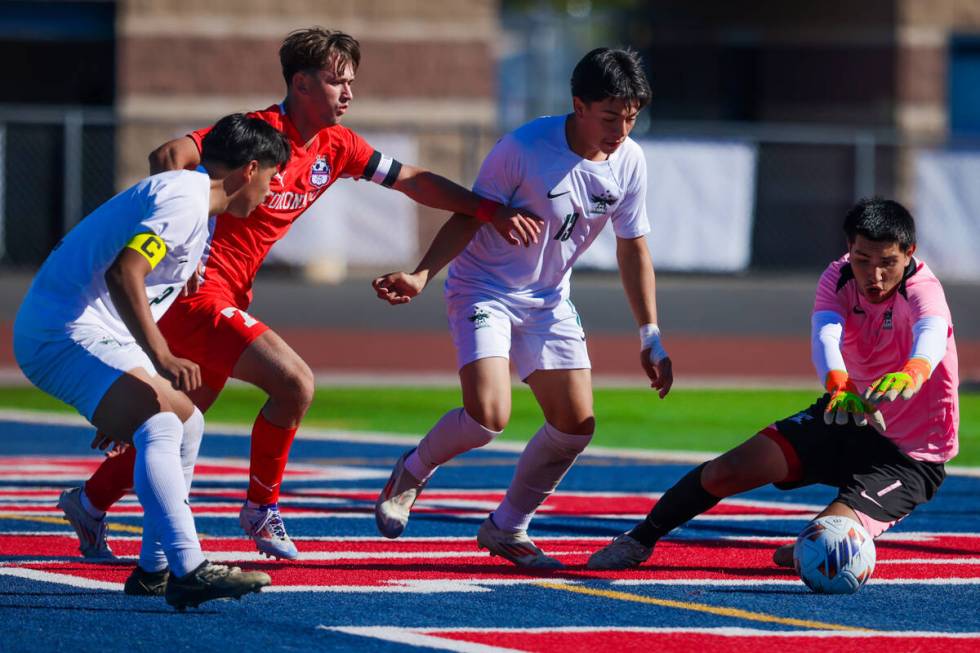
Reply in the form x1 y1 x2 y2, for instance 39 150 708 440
639 323 668 363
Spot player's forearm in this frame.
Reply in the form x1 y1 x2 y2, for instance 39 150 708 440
617 237 658 326
148 137 201 175
105 252 170 362
394 167 487 217
811 311 847 383
411 213 483 285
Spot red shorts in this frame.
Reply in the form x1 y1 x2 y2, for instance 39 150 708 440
157 291 269 391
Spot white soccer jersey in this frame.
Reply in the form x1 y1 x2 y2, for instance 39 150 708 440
446 115 650 308
16 169 212 343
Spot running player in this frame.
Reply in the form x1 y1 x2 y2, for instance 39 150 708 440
373 47 673 568
587 198 958 570
61 27 541 565
14 114 289 608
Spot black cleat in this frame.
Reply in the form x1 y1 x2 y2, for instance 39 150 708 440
164 561 270 611
123 565 169 596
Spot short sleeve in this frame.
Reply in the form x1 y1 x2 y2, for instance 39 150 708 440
338 128 376 179
137 174 208 250
813 261 848 316
187 126 212 154
906 269 953 324
472 134 523 204
611 148 650 239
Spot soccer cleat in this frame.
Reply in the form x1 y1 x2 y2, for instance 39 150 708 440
124 566 169 597
164 561 270 611
375 449 427 539
586 533 654 570
239 503 299 560
57 487 116 560
772 543 795 568
476 517 563 569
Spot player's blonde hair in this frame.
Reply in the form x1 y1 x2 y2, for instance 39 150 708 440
280 27 361 87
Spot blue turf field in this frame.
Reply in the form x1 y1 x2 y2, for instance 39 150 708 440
1 412 979 652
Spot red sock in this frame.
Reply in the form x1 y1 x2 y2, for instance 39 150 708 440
83 446 136 511
247 413 297 504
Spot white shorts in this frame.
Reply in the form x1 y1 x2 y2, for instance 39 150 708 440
13 325 157 422
447 294 591 381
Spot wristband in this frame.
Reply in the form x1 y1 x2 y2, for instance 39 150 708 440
902 357 931 386
824 369 849 393
475 198 501 223
639 323 668 363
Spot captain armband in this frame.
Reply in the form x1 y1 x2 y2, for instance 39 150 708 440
125 233 167 269
362 150 402 188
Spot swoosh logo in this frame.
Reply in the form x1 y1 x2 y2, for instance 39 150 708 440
547 189 571 199
859 490 884 508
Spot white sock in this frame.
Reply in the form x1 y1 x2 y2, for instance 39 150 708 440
404 408 501 481
180 408 204 494
140 408 205 572
79 489 105 520
132 412 206 578
493 422 592 532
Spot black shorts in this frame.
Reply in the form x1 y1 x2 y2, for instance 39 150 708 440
765 395 946 524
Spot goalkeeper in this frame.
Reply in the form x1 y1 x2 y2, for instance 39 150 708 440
588 197 959 570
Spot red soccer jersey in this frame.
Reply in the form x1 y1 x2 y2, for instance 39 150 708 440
188 104 376 307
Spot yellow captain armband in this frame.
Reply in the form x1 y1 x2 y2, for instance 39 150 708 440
125 233 167 269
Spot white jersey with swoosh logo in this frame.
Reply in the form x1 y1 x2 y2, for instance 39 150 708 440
446 115 650 309
15 169 212 344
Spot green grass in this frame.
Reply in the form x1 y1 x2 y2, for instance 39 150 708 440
1 385 976 466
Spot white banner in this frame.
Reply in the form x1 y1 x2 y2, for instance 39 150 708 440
576 139 757 272
267 133 418 268
914 149 980 281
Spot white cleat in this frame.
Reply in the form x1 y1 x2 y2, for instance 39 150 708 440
772 543 794 568
586 533 653 570
57 487 116 560
375 449 427 539
476 517 563 570
239 503 298 560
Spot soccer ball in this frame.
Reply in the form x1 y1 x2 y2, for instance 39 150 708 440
793 515 876 594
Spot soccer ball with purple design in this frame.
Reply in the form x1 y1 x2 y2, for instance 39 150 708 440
794 515 876 594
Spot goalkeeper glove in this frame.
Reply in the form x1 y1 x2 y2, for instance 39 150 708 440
824 370 886 430
865 358 931 403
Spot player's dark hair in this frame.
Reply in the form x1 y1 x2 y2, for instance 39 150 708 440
570 47 651 109
843 197 916 252
280 27 361 86
201 114 290 171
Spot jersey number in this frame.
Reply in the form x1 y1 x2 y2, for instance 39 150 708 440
149 286 175 306
554 212 579 242
220 306 259 328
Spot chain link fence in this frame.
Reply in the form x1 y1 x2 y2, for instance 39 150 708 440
0 105 969 275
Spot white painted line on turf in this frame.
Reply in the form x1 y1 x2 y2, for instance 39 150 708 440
610 577 980 586
0 566 121 591
322 626 523 652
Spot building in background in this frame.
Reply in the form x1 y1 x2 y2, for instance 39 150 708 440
1 0 979 278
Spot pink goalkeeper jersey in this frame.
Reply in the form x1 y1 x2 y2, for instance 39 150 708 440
813 255 959 463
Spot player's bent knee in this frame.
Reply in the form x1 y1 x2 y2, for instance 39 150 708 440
463 401 510 433
550 414 594 436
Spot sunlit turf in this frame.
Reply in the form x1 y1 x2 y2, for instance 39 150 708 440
1 384 976 466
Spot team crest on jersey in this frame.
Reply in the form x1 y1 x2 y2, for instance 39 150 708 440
589 190 619 214
468 307 491 329
310 156 331 187
883 308 893 330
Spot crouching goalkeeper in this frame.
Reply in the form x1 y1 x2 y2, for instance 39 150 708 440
588 197 958 570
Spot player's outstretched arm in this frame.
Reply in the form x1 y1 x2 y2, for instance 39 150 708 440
105 248 201 391
390 164 542 247
148 136 202 175
616 235 673 398
373 213 481 305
